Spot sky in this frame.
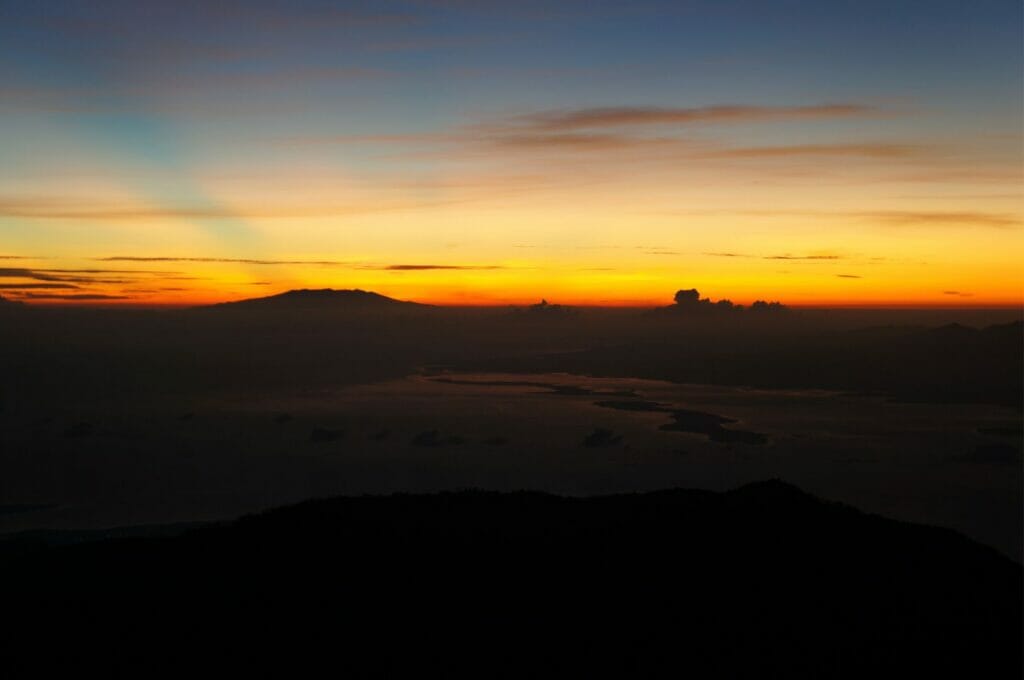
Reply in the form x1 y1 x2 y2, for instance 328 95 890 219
1 0 1021 307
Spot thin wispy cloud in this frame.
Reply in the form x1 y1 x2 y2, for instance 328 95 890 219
18 293 130 300
0 283 79 289
0 197 464 221
0 267 178 285
379 264 506 271
281 102 894 165
703 252 845 261
704 143 920 159
96 257 511 271
97 256 352 266
689 209 1020 229
487 132 653 151
766 255 842 260
852 211 1022 228
506 104 874 131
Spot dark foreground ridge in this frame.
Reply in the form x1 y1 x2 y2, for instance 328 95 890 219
3 481 1020 677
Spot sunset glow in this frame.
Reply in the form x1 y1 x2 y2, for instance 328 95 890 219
2 1 1021 308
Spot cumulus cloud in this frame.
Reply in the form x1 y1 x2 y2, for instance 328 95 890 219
665 288 785 313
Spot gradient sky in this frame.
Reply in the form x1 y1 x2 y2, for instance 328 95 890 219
1 0 1021 306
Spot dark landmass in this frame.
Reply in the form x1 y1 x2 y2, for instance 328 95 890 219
412 429 465 446
582 427 623 447
0 291 1019 563
596 399 769 444
954 444 1022 465
2 482 1019 677
199 287 428 311
430 376 638 398
1 290 1018 410
977 424 1024 437
469 319 1023 408
308 427 345 443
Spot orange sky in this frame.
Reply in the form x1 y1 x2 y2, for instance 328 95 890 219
1 2 1021 308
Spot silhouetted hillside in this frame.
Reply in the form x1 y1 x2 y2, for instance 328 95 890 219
199 287 429 311
3 482 1019 677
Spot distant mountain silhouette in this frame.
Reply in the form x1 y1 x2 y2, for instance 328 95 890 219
198 288 429 311
2 481 1018 677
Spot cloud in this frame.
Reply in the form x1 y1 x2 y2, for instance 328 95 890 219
704 143 920 159
0 267 174 285
0 196 463 220
97 256 351 266
94 256 510 271
942 290 974 296
703 252 845 260
851 211 1022 228
0 283 79 289
764 255 842 260
508 104 873 131
378 264 506 271
0 268 52 280
289 102 890 164
836 274 862 278
443 104 901 162
687 209 1020 228
19 293 130 300
487 132 650 151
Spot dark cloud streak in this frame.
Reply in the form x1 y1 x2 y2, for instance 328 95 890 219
510 104 873 131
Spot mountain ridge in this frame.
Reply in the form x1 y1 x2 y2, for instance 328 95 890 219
197 287 429 310
3 479 1019 676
